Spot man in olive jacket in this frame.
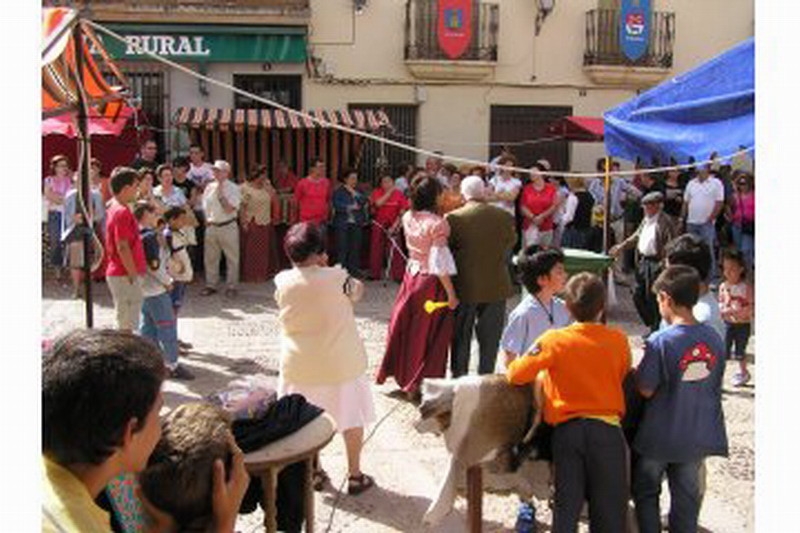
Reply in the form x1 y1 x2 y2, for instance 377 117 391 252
447 175 517 377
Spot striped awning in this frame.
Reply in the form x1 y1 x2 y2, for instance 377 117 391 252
173 107 392 132
42 8 129 119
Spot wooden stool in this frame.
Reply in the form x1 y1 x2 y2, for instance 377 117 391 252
243 413 336 532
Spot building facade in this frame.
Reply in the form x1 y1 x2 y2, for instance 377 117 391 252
55 0 753 179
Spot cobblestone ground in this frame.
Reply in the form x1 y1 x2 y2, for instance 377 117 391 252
42 276 754 532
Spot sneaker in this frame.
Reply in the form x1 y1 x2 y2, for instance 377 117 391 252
515 501 537 533
169 364 195 381
200 287 217 296
732 370 751 387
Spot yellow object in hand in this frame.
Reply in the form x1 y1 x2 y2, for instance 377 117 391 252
424 300 449 314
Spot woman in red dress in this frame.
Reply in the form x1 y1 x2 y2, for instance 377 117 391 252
519 162 560 248
376 175 459 397
368 174 409 281
239 164 280 282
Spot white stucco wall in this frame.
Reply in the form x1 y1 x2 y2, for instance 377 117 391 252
157 0 753 170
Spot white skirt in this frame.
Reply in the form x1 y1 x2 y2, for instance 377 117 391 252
278 374 376 432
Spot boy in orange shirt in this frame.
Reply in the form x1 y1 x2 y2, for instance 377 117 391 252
507 272 631 533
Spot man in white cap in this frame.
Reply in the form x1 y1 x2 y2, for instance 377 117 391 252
446 176 517 377
201 160 241 297
610 191 678 333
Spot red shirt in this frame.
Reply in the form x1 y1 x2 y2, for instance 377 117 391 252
520 182 558 231
275 170 299 192
370 188 408 226
295 177 331 224
105 199 147 277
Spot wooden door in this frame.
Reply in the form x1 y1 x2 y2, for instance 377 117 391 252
489 105 571 171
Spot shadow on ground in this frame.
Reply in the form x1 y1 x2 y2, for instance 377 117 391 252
319 484 508 533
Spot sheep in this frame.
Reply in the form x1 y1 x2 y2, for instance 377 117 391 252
414 374 551 525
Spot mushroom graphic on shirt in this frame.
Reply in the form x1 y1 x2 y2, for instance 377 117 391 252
678 342 717 382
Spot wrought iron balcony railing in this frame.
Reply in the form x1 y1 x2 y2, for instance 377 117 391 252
405 1 499 62
584 8 675 68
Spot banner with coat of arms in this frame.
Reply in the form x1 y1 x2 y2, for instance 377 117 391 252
619 0 651 61
437 0 473 60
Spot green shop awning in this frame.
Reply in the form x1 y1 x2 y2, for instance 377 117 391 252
92 24 306 63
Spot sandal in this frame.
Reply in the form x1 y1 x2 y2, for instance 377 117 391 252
312 469 329 491
404 388 422 404
347 473 375 495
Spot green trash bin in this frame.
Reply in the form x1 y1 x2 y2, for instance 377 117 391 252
562 248 614 276
516 248 613 299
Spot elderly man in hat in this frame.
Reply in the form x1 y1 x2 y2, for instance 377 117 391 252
201 160 242 297
446 175 517 376
610 191 678 333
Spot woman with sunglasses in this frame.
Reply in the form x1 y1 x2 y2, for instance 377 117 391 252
729 171 755 271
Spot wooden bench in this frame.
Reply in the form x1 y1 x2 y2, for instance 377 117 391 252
243 413 336 532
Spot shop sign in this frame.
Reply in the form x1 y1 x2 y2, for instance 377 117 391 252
90 24 306 63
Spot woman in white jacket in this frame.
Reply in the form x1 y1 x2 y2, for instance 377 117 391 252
274 222 376 495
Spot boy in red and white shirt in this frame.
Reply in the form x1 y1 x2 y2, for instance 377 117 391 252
105 167 147 331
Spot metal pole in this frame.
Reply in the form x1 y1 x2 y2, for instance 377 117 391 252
602 156 611 253
74 20 94 328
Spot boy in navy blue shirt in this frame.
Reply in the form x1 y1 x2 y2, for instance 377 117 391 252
633 265 728 533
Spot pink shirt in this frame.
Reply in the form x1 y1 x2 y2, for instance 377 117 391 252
731 192 755 224
295 177 331 224
105 199 147 277
43 175 74 212
403 211 451 274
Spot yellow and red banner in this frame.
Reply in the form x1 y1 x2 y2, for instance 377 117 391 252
437 0 472 60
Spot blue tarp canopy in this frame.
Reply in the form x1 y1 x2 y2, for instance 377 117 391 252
603 37 754 163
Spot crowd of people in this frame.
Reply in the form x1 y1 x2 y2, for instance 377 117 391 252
44 140 755 293
42 142 755 532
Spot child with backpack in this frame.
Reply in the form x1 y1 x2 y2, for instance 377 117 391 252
163 206 195 353
134 202 193 380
